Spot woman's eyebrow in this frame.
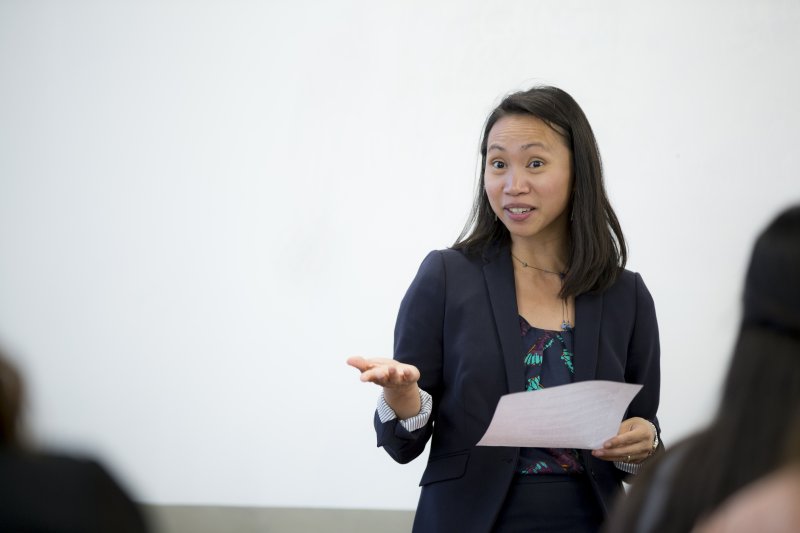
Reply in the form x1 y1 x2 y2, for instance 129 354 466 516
520 142 548 151
487 142 548 153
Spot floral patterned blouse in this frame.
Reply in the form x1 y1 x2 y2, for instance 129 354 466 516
517 316 584 475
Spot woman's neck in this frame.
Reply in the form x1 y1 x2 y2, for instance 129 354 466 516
510 236 569 274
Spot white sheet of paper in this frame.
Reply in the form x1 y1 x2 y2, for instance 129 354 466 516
476 380 643 449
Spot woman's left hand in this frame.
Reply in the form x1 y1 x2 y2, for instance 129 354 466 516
591 417 656 464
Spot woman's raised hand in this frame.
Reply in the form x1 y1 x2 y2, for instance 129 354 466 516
346 356 420 389
347 356 422 419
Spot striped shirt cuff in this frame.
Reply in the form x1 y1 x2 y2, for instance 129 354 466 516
376 388 433 432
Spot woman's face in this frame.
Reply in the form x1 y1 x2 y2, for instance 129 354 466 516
484 114 573 246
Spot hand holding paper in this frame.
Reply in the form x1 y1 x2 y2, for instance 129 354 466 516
476 380 643 449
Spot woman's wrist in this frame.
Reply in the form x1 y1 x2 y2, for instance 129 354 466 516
383 384 421 419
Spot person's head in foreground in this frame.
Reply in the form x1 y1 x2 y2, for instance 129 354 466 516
605 204 800 533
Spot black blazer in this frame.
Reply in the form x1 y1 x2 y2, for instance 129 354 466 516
374 246 661 533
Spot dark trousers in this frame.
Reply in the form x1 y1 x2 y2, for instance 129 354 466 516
492 474 604 533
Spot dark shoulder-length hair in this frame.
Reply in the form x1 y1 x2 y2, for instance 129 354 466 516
452 86 626 297
604 205 800 533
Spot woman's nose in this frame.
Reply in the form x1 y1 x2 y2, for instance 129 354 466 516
504 168 528 195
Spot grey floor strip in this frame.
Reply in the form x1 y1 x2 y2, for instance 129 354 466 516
144 505 415 533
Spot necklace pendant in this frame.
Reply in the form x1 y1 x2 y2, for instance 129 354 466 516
561 320 571 331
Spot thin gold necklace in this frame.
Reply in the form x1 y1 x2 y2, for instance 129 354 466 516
510 253 566 279
511 252 572 330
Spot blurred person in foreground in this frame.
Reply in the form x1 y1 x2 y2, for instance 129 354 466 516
605 204 800 533
0 348 149 532
694 444 800 533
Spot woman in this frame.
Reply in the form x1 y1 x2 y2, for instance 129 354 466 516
348 86 662 532
605 205 800 533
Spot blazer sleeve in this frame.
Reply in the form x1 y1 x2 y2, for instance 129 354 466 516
374 250 446 464
625 272 663 440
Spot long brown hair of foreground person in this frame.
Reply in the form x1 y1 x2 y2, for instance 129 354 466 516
605 204 800 533
0 349 149 533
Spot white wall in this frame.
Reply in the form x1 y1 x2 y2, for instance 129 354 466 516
1 0 798 511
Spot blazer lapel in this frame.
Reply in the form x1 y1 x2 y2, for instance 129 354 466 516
483 246 526 394
573 290 603 382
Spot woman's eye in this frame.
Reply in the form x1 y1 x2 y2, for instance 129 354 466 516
528 160 544 169
491 160 506 169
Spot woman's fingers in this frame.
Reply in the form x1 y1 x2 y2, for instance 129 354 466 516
347 356 420 388
592 446 649 462
346 356 369 371
592 449 647 463
591 417 655 462
347 356 393 371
